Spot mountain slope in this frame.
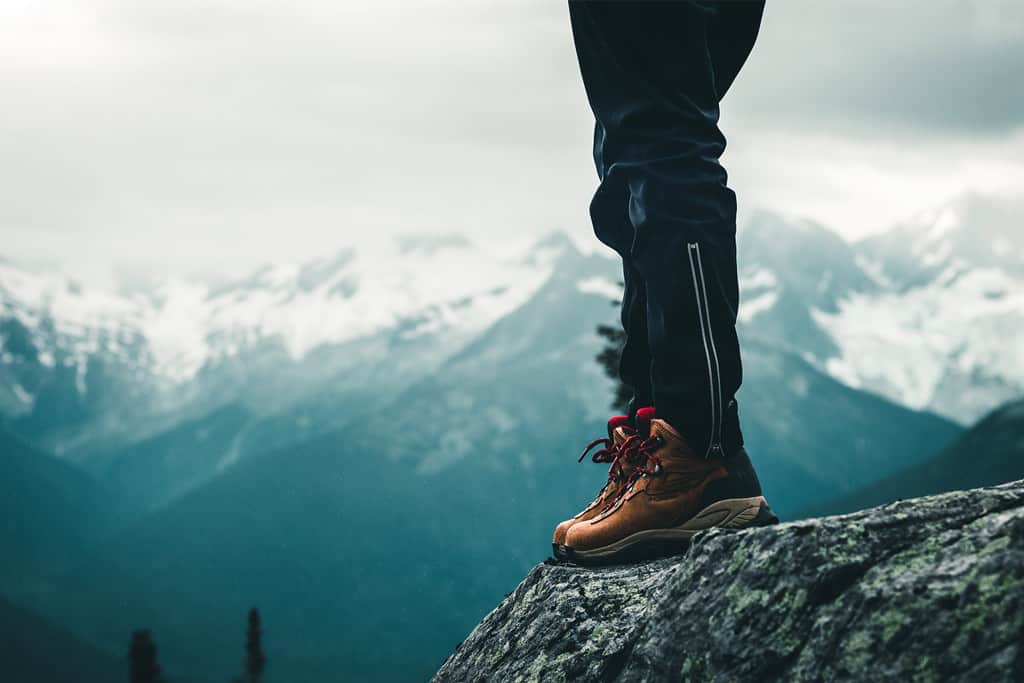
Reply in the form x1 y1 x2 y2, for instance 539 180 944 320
736 340 962 513
43 428 549 683
0 597 123 683
810 397 1024 517
435 480 1024 682
99 402 254 515
353 241 619 474
0 428 111 582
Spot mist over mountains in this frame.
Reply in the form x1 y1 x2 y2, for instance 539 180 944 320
2 194 1022 681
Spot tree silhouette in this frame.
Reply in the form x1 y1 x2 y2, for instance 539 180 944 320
245 607 267 683
128 629 164 683
595 290 630 412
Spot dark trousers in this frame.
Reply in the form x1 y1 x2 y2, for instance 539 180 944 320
569 0 764 457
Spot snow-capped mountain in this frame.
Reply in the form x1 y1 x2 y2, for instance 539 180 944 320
1 234 549 383
2 192 1019 466
860 194 1024 288
739 194 1024 423
0 234 561 456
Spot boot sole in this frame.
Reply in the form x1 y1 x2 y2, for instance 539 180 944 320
551 542 571 561
566 496 778 566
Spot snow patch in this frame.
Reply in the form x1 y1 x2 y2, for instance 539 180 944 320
740 268 778 290
12 383 33 406
815 266 1024 421
920 240 952 268
926 207 959 242
738 291 778 324
854 255 894 288
576 277 623 301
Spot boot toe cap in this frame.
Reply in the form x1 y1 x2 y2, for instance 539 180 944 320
564 517 610 553
552 518 576 546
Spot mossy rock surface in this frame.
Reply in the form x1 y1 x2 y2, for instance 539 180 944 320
433 480 1024 682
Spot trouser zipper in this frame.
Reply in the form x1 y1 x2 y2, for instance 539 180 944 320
687 242 724 459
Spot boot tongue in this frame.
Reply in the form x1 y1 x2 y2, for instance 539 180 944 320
606 414 630 438
635 406 656 436
611 425 632 448
650 418 680 440
607 407 657 449
649 418 695 456
609 407 655 459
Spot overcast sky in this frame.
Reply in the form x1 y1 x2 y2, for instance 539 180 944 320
2 0 1023 286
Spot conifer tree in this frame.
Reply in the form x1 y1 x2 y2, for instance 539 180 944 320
245 607 267 683
128 629 163 683
596 286 630 412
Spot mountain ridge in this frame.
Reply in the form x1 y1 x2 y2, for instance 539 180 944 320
3 196 1020 466
0 596 123 683
806 396 1024 517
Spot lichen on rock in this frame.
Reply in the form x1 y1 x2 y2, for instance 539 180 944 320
434 481 1024 682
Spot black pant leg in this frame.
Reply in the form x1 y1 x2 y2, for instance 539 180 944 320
589 122 654 418
708 0 766 101
618 257 653 418
570 0 760 456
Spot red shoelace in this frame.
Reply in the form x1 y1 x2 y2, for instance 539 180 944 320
577 428 639 484
599 433 666 512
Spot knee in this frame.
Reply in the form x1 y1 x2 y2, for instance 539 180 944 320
589 188 633 256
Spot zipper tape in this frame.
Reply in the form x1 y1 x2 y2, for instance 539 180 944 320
687 242 724 458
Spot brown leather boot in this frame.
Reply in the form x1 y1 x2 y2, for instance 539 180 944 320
564 417 777 565
550 408 656 559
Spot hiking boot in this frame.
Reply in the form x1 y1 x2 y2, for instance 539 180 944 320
564 417 777 565
551 407 656 560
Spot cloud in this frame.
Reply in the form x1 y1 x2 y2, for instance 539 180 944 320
0 0 1021 284
731 0 1024 136
727 128 1024 240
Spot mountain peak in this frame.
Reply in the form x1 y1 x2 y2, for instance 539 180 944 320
738 210 877 312
742 210 847 246
858 192 1024 287
520 230 582 268
397 233 473 255
531 230 578 253
434 479 1024 682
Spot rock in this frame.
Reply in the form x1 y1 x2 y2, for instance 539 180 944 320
433 481 1024 682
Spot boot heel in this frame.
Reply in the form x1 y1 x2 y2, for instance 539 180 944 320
750 501 779 527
